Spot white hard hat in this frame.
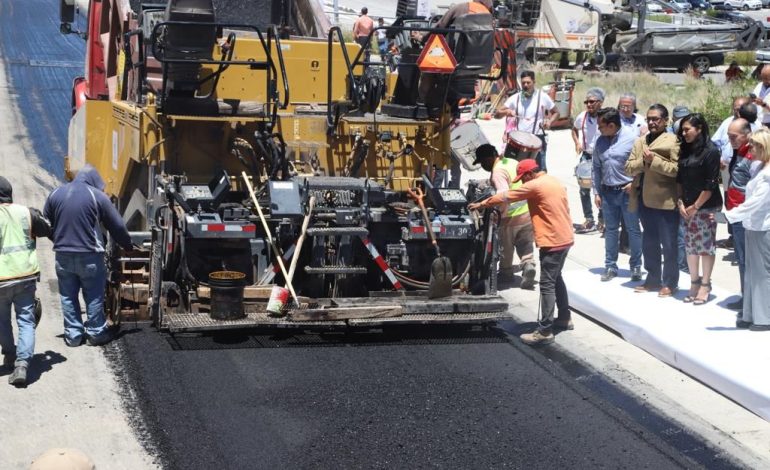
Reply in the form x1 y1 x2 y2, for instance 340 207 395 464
29 448 95 470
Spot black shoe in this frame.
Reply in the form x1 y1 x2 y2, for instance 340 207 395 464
716 238 734 249
600 268 617 282
749 324 770 332
87 330 114 346
575 219 595 234
9 366 26 387
630 266 643 282
736 319 752 329
726 298 743 311
520 263 537 290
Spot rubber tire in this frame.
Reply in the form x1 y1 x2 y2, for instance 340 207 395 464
743 4 750 9
692 55 711 74
617 55 636 72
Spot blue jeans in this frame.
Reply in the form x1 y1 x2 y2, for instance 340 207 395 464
639 205 680 289
601 189 642 270
677 223 688 272
731 221 746 294
55 252 109 344
0 280 36 367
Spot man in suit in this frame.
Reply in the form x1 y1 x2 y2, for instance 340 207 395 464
625 104 681 297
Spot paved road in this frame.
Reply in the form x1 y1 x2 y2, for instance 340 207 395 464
117 323 725 469
0 1 752 468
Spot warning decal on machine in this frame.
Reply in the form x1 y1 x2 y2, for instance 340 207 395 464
417 34 457 74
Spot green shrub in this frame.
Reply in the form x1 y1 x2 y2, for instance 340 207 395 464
725 51 756 66
534 68 755 132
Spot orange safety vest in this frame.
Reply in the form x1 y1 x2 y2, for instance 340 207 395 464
468 2 489 13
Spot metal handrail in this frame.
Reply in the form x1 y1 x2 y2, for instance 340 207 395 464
148 21 289 122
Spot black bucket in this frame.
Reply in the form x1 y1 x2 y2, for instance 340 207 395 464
208 271 247 320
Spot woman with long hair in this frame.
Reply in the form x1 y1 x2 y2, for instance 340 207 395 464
725 128 770 331
676 113 723 305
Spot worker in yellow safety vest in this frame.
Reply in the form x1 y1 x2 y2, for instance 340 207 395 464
473 144 537 288
0 176 50 387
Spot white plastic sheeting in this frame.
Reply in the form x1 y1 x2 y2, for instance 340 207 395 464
563 269 770 422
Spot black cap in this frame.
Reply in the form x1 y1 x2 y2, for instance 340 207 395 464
473 143 498 165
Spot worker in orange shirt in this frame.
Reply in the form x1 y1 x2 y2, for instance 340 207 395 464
470 159 574 346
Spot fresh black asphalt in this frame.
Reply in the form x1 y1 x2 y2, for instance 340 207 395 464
108 322 729 469
1 1 743 469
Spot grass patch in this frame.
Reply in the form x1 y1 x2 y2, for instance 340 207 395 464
647 14 673 23
725 51 756 66
535 68 755 131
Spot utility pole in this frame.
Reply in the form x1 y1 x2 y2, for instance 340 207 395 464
638 0 647 36
333 0 340 25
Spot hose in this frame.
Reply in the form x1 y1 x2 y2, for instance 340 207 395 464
391 258 472 290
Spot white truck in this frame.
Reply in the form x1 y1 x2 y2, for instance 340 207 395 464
512 0 616 54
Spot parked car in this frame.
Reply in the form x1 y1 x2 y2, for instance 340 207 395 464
712 10 754 23
604 50 725 73
756 48 770 63
724 0 761 10
647 2 664 12
762 0 770 8
671 0 693 10
688 0 711 9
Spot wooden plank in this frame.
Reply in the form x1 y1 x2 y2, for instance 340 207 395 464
197 285 275 300
290 306 402 322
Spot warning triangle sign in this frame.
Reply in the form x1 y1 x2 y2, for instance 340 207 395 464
417 34 457 74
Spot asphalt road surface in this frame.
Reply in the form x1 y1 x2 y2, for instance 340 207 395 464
0 1 746 468
114 322 728 469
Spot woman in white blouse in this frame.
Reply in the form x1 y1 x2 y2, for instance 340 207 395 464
725 128 770 331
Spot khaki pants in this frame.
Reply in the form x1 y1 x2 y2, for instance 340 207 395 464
498 216 535 275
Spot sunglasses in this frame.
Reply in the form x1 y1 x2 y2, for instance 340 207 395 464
584 99 600 104
646 116 663 122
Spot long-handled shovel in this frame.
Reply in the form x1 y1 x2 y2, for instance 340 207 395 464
286 196 316 286
241 172 299 307
407 187 453 299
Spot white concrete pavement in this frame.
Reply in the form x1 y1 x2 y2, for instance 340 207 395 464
473 116 770 467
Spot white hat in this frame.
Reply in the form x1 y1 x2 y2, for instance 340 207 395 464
29 448 95 470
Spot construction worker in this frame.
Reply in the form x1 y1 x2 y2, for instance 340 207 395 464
0 176 51 387
418 0 494 114
44 165 133 347
473 143 537 288
436 0 494 29
469 159 574 346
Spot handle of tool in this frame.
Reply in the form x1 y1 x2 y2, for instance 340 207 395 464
241 172 299 306
416 197 441 257
286 196 315 285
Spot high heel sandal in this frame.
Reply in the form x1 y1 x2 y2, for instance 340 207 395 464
683 277 702 303
693 282 712 306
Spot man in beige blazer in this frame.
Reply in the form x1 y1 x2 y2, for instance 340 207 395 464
625 104 681 297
